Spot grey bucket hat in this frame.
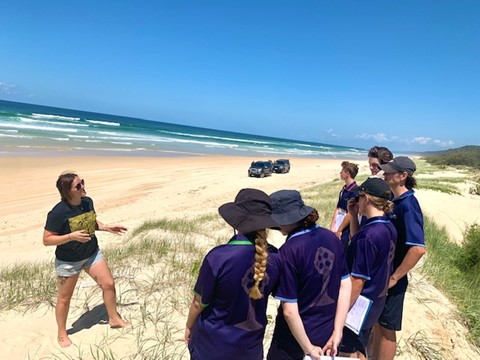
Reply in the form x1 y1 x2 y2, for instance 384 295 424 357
270 190 315 225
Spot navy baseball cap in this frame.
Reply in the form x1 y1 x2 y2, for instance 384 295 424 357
352 177 391 199
380 156 417 176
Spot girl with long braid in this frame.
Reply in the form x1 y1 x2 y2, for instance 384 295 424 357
185 189 281 360
249 231 269 300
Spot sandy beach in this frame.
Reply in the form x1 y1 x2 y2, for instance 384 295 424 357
1 155 479 359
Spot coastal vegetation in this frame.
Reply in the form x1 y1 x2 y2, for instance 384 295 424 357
1 161 479 358
421 220 480 346
423 145 480 170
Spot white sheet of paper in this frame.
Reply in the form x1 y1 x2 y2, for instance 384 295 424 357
345 294 373 334
333 211 346 232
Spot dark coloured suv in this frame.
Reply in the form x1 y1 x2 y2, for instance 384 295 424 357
248 161 273 178
273 159 291 173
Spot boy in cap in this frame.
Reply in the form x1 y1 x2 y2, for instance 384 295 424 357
185 188 281 360
338 177 397 360
372 156 426 360
266 190 351 360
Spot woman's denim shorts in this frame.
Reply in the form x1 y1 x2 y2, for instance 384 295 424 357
55 248 103 277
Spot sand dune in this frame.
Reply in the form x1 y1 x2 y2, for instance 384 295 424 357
0 155 478 359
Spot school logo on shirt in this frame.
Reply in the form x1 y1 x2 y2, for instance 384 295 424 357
234 268 270 332
310 247 335 307
68 210 97 235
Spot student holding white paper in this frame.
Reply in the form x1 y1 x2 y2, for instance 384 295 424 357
329 161 359 248
338 178 397 360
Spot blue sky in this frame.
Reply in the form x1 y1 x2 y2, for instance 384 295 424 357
1 1 479 152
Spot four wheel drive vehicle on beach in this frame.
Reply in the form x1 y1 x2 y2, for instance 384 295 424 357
273 159 291 173
248 161 273 178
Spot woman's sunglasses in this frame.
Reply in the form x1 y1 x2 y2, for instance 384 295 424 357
75 179 85 190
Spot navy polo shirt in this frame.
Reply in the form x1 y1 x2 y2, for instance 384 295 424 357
336 182 357 245
190 234 281 360
347 216 397 329
388 190 425 295
273 225 349 349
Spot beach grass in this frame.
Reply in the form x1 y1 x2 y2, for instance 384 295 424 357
4 169 480 358
0 261 56 311
416 178 462 195
404 330 447 360
421 218 480 347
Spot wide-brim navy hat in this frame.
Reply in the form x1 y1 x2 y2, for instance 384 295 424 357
352 177 391 199
219 188 280 233
270 190 315 225
380 156 417 176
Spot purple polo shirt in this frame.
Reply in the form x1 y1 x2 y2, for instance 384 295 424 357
272 225 349 350
189 234 281 360
347 216 397 329
388 190 425 295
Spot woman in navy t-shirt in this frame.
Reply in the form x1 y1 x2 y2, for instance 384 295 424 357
43 172 128 348
185 188 281 360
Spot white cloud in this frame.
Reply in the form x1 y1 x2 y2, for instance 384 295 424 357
0 81 16 95
326 128 340 138
434 139 455 147
412 137 454 147
355 132 389 142
354 132 454 149
412 137 432 145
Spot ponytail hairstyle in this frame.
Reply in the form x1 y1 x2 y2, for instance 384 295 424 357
249 229 269 300
364 192 394 214
405 174 417 190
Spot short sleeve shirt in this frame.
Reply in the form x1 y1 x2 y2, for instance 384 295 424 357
189 234 281 360
336 182 357 243
388 190 425 294
347 216 397 329
336 182 358 212
44 197 99 262
273 225 349 349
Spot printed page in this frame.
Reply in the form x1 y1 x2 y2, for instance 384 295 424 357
333 211 346 232
345 294 373 335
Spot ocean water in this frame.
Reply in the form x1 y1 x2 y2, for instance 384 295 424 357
0 100 364 159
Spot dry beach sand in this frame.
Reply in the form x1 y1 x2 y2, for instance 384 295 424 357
0 155 479 359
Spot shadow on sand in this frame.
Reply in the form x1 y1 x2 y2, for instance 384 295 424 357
67 304 109 335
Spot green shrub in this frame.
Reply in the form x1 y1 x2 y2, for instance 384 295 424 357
422 220 480 346
455 224 480 274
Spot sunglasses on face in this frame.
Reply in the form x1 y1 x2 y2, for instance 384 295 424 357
369 163 381 169
354 194 366 202
74 179 85 190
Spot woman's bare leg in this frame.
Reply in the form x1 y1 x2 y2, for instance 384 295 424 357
56 274 80 347
85 258 129 327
